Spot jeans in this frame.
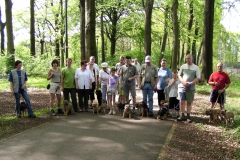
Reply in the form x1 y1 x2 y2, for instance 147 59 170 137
101 84 107 101
63 88 78 111
142 83 154 112
14 89 34 116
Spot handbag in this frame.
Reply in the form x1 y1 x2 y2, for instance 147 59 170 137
47 84 50 89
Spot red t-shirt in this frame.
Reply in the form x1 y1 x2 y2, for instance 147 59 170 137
208 71 231 90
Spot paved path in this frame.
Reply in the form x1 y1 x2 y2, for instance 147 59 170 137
0 90 173 160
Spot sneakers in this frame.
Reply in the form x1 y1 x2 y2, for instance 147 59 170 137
113 110 116 115
177 115 187 121
51 109 56 116
57 108 64 114
108 110 113 115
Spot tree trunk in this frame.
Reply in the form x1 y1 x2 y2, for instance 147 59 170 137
60 0 64 66
180 41 184 64
40 39 44 55
171 0 179 71
192 21 199 63
0 6 6 55
143 0 154 56
79 0 85 60
30 0 35 56
186 1 193 55
100 0 105 63
5 0 15 73
197 41 203 65
85 0 96 61
109 9 117 57
202 0 214 82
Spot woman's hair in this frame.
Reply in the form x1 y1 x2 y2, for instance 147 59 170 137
110 68 116 72
51 59 59 66
15 60 22 67
80 60 88 66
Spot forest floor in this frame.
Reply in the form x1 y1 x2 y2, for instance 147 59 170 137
0 89 239 159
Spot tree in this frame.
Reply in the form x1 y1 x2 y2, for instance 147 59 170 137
79 0 86 60
0 6 6 55
202 0 215 82
5 0 15 73
142 0 154 56
30 0 35 56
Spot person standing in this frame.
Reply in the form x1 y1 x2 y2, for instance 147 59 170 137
75 60 93 112
47 59 64 116
208 62 231 110
177 54 200 122
115 56 125 106
139 55 158 116
88 56 99 87
61 58 78 112
107 68 118 115
99 62 110 101
88 61 98 107
8 60 36 118
120 55 138 112
132 58 141 86
157 58 172 109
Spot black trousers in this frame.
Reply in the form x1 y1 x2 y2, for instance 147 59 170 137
77 88 90 110
63 88 78 111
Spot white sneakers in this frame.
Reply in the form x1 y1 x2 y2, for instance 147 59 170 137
108 110 113 115
109 110 116 115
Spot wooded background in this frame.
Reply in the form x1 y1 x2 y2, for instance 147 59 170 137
1 0 240 82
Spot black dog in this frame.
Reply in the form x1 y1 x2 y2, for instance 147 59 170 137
95 90 102 106
156 106 168 120
19 102 27 116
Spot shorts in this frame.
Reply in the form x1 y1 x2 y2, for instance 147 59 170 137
169 97 180 110
124 85 136 97
209 89 226 104
49 82 61 94
178 90 195 103
107 87 116 96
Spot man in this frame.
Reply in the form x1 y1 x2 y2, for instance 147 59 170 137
177 54 200 122
139 55 158 116
120 56 138 112
115 56 125 105
8 60 36 118
208 62 231 109
132 58 141 86
61 58 78 112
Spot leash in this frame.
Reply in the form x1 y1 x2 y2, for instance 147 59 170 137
212 94 220 108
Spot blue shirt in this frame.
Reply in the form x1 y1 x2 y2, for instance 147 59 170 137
157 68 172 90
8 70 28 88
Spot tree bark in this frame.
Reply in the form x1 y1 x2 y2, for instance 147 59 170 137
186 1 193 55
60 0 64 66
101 0 105 63
79 0 85 60
0 6 6 55
143 0 154 56
202 0 214 81
30 0 35 56
192 21 199 63
5 0 15 73
197 41 203 65
171 0 179 71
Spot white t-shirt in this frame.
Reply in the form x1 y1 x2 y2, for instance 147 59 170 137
87 63 99 75
99 69 110 85
75 68 93 89
168 79 180 97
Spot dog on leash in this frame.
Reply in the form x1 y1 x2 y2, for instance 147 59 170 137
122 104 132 119
205 108 221 123
156 106 168 120
63 100 75 116
95 90 102 106
19 102 27 117
92 100 99 114
115 102 123 116
135 101 145 116
141 101 149 117
97 99 107 114
221 110 234 126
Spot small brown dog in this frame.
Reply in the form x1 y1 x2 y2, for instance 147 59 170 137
135 101 144 115
141 101 149 117
221 110 234 126
92 100 99 114
122 104 132 118
97 99 107 114
205 108 221 123
63 100 75 116
19 102 27 117
115 102 123 116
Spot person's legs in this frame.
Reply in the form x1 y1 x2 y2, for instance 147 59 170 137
70 88 78 111
157 90 164 109
21 90 34 116
108 94 113 114
147 84 154 115
142 84 148 105
14 92 21 116
112 94 116 114
63 88 70 101
78 89 84 111
101 84 107 101
83 89 90 111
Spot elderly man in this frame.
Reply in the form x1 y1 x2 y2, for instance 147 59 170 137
120 56 138 112
177 54 200 122
139 55 158 116
208 62 231 109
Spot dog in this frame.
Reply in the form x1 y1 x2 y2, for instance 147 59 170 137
135 101 145 116
92 100 99 114
156 106 168 120
97 99 107 114
19 102 27 116
141 101 149 117
205 108 221 123
221 110 234 126
95 90 102 106
122 104 132 118
115 102 123 116
63 100 75 116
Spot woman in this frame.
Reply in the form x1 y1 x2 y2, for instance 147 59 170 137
47 59 64 116
88 61 97 107
107 68 118 115
157 58 172 109
99 62 110 101
75 60 93 112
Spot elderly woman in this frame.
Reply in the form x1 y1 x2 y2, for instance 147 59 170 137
75 60 93 112
47 59 64 116
99 62 110 101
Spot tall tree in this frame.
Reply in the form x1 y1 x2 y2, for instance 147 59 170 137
85 0 96 61
186 1 193 56
142 0 154 56
100 0 105 62
202 0 214 81
0 6 6 55
79 0 85 59
5 0 15 73
171 0 179 71
30 0 35 56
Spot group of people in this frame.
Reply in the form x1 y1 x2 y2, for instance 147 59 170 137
9 54 231 121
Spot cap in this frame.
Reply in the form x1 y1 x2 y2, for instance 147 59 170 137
101 62 108 68
145 55 152 62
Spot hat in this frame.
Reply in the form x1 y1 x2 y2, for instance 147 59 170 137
101 62 108 68
145 55 152 62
